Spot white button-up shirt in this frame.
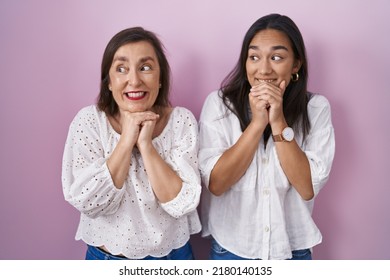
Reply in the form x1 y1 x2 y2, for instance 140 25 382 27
62 105 201 259
199 91 335 259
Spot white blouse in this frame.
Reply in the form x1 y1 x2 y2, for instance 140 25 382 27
62 105 201 259
199 91 335 260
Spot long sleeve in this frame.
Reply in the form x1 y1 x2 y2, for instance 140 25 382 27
198 91 243 189
62 106 126 218
283 95 335 250
158 108 202 218
303 95 335 197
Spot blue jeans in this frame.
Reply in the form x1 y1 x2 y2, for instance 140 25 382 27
209 238 312 260
86 241 194 260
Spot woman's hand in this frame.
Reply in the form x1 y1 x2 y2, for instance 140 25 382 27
250 80 286 126
106 110 159 188
249 88 269 129
137 116 158 151
119 110 159 148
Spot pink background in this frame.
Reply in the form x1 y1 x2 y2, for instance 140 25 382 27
0 0 389 260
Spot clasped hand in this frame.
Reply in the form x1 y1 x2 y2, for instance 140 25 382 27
119 110 160 150
249 80 286 127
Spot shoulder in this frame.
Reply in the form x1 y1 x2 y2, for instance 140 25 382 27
308 94 331 110
165 107 198 142
73 105 101 120
171 106 197 122
307 93 333 126
167 106 197 127
203 90 224 107
200 90 228 121
69 105 105 131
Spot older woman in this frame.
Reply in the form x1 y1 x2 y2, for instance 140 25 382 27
62 27 201 260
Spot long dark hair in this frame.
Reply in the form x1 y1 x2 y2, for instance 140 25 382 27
97 27 171 117
220 14 311 142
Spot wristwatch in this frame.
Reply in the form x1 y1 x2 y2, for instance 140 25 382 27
272 127 294 142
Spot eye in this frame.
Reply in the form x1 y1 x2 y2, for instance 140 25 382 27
141 65 152 71
249 55 259 61
117 66 127 73
272 55 283 61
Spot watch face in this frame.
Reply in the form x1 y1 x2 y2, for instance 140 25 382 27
282 127 294 141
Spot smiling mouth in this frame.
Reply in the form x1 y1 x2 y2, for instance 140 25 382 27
125 91 147 100
255 78 276 83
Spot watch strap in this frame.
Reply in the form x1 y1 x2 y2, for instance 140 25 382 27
272 134 284 142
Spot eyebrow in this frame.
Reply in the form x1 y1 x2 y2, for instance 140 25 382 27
249 45 289 51
113 56 155 63
113 56 128 63
139 56 155 63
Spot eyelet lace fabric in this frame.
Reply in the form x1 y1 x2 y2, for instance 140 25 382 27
62 105 201 259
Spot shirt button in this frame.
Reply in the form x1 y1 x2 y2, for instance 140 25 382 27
264 226 270 232
263 189 270 195
262 158 269 165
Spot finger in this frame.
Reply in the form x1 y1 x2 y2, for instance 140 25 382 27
141 119 157 127
133 112 159 124
249 88 261 97
253 99 268 110
250 82 277 96
279 80 286 95
143 113 159 121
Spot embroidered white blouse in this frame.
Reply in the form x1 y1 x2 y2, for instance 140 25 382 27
199 91 335 260
62 105 201 259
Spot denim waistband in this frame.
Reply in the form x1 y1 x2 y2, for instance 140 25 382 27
86 245 129 260
86 241 194 260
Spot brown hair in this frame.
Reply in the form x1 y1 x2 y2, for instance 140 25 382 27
97 27 171 116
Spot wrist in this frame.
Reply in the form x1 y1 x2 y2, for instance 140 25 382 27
247 121 266 139
137 141 154 154
272 126 295 142
117 136 137 151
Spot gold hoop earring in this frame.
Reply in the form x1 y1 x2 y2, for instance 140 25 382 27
291 73 299 82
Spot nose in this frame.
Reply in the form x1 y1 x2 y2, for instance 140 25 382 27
127 69 142 86
259 59 272 75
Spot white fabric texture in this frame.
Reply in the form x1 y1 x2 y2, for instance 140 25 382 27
199 91 335 259
62 105 201 259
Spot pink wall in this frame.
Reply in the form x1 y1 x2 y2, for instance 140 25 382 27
1 0 389 259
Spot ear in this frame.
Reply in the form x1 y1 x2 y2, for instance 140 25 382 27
292 59 302 74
